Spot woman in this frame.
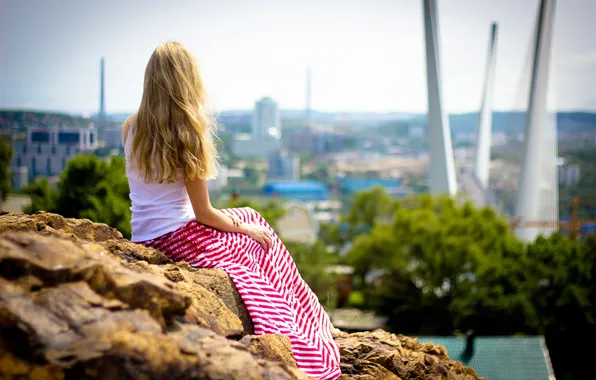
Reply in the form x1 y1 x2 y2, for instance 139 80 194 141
123 41 341 380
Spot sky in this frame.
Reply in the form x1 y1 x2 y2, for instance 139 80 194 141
1 0 595 114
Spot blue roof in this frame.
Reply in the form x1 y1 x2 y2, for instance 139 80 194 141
338 178 401 194
416 336 553 380
263 181 330 201
264 180 329 192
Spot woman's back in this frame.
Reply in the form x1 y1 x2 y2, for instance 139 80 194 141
124 125 194 242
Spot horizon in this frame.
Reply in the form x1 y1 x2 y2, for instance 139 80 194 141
2 107 596 119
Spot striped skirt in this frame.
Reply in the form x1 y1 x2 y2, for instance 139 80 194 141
140 207 342 380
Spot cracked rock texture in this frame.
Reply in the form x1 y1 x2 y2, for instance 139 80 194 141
0 211 481 380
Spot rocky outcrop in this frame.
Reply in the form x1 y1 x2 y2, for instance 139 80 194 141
336 330 479 380
0 211 482 380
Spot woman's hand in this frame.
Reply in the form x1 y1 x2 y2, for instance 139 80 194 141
243 223 273 251
226 214 242 227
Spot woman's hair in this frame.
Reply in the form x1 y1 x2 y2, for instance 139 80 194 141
123 41 218 183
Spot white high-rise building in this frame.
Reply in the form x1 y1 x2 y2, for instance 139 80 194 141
252 97 281 141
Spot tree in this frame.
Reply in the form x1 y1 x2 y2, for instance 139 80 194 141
345 192 533 334
521 233 594 380
0 137 13 201
341 189 595 380
343 186 398 241
23 179 57 214
24 155 131 238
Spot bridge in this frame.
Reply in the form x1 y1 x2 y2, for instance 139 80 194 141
422 0 558 242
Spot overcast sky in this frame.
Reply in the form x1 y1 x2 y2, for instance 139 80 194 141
1 0 595 114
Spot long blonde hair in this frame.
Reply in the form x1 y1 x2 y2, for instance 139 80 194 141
123 41 218 183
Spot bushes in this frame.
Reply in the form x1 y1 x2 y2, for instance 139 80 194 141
24 155 131 238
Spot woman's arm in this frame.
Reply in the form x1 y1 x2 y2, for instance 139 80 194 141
185 177 245 233
185 177 273 249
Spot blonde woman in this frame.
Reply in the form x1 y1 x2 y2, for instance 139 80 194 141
123 42 341 379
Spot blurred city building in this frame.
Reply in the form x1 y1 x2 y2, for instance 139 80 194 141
312 199 343 224
224 168 246 189
285 125 349 156
558 132 596 151
231 97 282 158
207 165 229 193
11 126 97 185
10 166 28 192
268 150 300 181
558 163 580 186
330 152 427 179
231 137 281 159
276 201 318 244
103 125 123 149
252 97 281 140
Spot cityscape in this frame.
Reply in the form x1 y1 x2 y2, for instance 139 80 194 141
0 0 595 380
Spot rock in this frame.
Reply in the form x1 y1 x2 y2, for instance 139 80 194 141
0 232 189 327
98 239 171 265
0 232 308 380
240 334 297 369
0 211 122 242
187 267 254 334
128 261 247 338
0 212 481 380
0 212 252 337
336 329 482 380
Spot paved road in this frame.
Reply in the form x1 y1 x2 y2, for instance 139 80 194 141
1 194 31 213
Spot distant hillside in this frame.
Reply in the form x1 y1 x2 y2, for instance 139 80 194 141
0 110 123 139
89 110 596 137
441 111 596 137
3 109 595 138
0 110 94 131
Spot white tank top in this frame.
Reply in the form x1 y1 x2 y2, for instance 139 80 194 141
124 126 195 242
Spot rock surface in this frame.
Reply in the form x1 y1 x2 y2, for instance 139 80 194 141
0 211 482 380
336 330 480 380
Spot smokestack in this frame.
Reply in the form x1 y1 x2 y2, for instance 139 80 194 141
305 66 311 124
99 57 106 120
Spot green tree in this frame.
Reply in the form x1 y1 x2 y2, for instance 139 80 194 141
345 192 533 334
342 186 398 242
341 189 595 380
521 233 594 380
24 155 131 238
0 137 13 201
23 179 57 214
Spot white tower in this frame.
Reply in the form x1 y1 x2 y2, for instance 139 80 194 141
473 23 498 189
252 97 281 140
515 0 558 242
422 0 457 196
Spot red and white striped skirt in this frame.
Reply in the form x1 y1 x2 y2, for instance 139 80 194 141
140 207 342 379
